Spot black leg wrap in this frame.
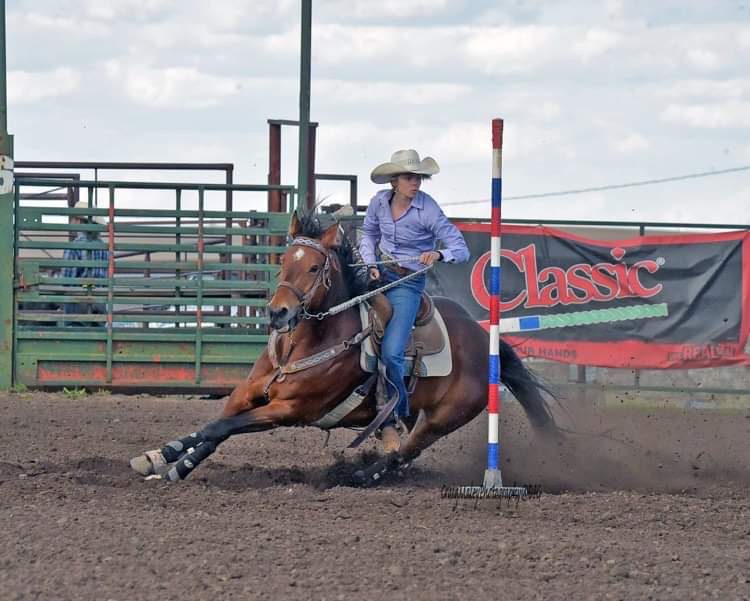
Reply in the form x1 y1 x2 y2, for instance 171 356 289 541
353 453 404 487
200 419 232 444
164 440 217 481
162 418 238 480
160 431 204 463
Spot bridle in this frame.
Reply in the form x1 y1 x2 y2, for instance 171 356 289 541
275 237 334 321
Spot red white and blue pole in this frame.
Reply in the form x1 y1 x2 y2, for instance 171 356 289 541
440 118 528 499
484 118 505 489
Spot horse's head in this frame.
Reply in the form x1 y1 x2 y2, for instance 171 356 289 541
268 212 344 332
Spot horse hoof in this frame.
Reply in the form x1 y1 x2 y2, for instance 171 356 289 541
129 449 166 477
352 461 389 488
352 468 381 487
352 469 367 487
130 454 153 476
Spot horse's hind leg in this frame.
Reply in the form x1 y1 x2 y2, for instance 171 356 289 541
353 406 470 486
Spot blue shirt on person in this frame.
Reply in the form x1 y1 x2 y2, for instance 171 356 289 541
359 189 470 272
61 233 109 280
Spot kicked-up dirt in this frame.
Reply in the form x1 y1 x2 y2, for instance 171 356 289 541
0 389 748 601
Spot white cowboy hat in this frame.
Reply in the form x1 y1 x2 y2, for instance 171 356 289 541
72 200 107 225
370 149 440 184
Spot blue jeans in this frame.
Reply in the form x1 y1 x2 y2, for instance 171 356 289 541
63 302 107 327
381 270 426 419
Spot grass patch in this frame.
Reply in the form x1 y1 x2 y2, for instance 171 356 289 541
62 386 88 400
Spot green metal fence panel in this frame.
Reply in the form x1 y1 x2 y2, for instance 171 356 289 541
12 177 293 393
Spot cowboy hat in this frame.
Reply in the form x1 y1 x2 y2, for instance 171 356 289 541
370 149 440 184
72 200 107 225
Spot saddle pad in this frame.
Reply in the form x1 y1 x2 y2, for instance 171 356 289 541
358 303 453 377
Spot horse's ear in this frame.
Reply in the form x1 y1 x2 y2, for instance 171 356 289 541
288 211 302 238
320 223 343 249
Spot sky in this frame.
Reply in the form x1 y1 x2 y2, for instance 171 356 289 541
6 0 750 225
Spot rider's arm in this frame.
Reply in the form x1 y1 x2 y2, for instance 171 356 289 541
359 196 381 267
430 205 470 264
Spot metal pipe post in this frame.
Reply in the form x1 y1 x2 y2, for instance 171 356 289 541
307 122 316 209
0 0 15 388
268 122 282 212
297 0 312 212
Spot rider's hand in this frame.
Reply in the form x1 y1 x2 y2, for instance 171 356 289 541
419 251 442 266
368 266 380 281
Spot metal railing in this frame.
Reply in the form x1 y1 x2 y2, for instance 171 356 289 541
12 177 295 392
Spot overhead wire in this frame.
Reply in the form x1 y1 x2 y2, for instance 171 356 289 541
441 165 750 206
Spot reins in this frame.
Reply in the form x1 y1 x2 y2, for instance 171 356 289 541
277 236 432 322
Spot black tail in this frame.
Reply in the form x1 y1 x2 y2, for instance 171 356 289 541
499 339 557 432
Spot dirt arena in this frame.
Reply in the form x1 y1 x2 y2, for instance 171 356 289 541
1 388 748 601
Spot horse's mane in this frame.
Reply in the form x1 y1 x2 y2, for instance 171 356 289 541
295 212 369 298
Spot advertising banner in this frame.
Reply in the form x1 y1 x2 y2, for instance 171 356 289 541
428 224 750 368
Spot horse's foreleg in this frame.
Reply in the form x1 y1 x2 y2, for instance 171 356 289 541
130 377 266 477
129 431 205 476
161 402 294 481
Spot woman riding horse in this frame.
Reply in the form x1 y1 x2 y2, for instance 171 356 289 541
359 149 469 453
130 205 556 486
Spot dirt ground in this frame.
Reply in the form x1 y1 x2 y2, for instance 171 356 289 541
1 388 748 601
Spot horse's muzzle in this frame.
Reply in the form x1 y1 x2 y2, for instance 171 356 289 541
269 305 298 332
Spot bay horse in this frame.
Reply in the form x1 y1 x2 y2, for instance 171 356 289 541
130 212 556 485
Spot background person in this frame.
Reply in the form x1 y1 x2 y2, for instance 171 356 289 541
62 201 109 327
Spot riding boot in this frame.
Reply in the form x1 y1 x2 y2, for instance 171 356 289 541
376 415 403 454
378 424 401 454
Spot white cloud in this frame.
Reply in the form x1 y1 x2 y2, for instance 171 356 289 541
318 0 453 19
504 123 565 160
104 62 241 108
316 79 471 106
686 48 722 71
18 12 110 36
573 28 623 61
83 0 177 21
661 101 750 128
528 101 562 122
611 132 651 154
9 68 81 104
656 79 749 100
462 26 559 74
137 22 247 50
267 24 404 64
431 122 488 164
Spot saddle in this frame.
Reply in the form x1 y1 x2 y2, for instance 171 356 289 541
311 294 452 438
359 292 453 392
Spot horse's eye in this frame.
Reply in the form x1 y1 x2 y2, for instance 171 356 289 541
309 264 320 273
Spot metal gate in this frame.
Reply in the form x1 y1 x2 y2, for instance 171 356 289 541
11 177 294 393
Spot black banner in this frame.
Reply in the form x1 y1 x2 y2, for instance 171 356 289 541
427 224 750 368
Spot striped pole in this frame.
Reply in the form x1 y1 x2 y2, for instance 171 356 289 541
484 118 505 489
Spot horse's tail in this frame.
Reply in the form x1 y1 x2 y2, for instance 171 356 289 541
498 338 557 433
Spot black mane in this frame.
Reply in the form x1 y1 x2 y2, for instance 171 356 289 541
294 212 368 297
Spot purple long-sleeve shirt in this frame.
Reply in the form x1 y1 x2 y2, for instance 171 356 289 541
359 189 470 272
